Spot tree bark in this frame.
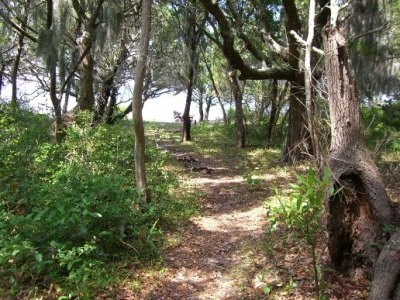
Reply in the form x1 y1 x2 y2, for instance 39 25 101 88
106 87 119 124
10 0 31 108
76 24 95 111
182 65 194 141
322 2 398 285
304 0 321 164
267 79 278 141
282 0 309 163
94 38 127 123
45 0 63 139
229 68 245 148
205 95 212 121
283 77 308 162
203 53 227 124
369 232 400 300
72 0 105 111
132 0 151 204
181 3 202 142
198 92 204 122
0 64 5 97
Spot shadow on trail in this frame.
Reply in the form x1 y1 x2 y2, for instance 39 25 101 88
141 139 274 299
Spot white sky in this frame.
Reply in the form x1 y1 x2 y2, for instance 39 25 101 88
2 83 223 122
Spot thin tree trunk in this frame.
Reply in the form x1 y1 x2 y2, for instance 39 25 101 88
218 97 228 124
182 65 194 141
10 0 31 108
205 95 212 121
62 80 72 114
0 64 5 97
322 3 398 290
46 0 63 139
181 6 202 141
132 0 151 203
106 87 119 124
11 33 24 107
267 79 278 141
274 81 289 132
229 68 245 148
304 0 321 164
94 37 127 123
198 92 204 122
203 54 227 124
257 81 269 123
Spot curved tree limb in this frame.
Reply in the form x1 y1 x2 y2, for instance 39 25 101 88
198 0 296 81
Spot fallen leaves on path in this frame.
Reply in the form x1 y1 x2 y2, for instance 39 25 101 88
121 139 371 300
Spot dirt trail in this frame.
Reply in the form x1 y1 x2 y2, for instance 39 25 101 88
141 140 269 299
127 135 372 300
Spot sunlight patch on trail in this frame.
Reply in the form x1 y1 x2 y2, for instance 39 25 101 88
188 175 244 186
193 206 267 234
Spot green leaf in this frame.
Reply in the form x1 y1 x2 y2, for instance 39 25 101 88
263 286 271 294
67 262 73 271
35 253 43 262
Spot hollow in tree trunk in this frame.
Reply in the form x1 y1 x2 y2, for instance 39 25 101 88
322 5 399 296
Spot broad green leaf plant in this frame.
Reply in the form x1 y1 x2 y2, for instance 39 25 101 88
267 168 336 300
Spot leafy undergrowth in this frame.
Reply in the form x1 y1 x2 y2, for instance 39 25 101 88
125 122 397 299
1 114 398 299
0 109 199 299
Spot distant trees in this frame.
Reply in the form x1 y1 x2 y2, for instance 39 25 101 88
1 0 399 296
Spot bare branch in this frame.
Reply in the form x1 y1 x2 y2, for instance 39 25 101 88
290 30 324 55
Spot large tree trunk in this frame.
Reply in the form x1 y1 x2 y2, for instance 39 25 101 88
72 0 105 111
283 77 308 162
282 0 309 163
132 0 151 204
76 24 95 111
229 68 245 148
322 4 398 294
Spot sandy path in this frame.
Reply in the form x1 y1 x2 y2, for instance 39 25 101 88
142 140 268 299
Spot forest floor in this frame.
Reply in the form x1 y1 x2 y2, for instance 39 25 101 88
110 123 399 300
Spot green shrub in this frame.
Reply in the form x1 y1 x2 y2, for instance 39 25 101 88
0 109 182 297
267 168 334 299
362 104 400 153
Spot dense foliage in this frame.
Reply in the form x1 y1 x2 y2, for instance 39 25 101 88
0 107 193 297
